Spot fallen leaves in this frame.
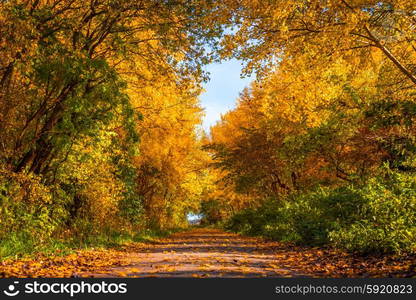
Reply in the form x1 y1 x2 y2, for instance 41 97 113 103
266 245 416 278
0 229 415 278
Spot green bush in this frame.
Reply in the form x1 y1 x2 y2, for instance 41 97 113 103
0 170 69 257
225 170 416 254
0 172 66 241
329 172 416 254
225 188 367 246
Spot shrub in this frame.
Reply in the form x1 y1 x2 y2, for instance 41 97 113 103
225 170 416 254
225 188 367 246
0 169 68 256
329 172 416 254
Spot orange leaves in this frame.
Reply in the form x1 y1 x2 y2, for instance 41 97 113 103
0 228 415 278
0 248 130 278
124 57 210 228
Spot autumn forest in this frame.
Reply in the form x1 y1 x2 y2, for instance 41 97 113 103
1 0 416 278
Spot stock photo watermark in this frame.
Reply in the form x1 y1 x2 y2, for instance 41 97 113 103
2 281 127 297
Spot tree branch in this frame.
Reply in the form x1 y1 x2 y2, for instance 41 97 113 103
364 25 416 86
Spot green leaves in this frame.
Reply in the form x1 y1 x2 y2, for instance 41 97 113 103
226 172 416 254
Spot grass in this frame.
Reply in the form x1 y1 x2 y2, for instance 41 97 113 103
0 227 183 260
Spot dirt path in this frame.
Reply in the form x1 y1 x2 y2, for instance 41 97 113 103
1 228 414 278
82 228 306 278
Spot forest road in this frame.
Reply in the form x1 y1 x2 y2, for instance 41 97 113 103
82 228 306 278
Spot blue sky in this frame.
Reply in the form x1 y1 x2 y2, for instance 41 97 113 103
200 59 254 132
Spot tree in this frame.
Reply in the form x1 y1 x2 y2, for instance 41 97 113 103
0 0 223 177
222 0 416 86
